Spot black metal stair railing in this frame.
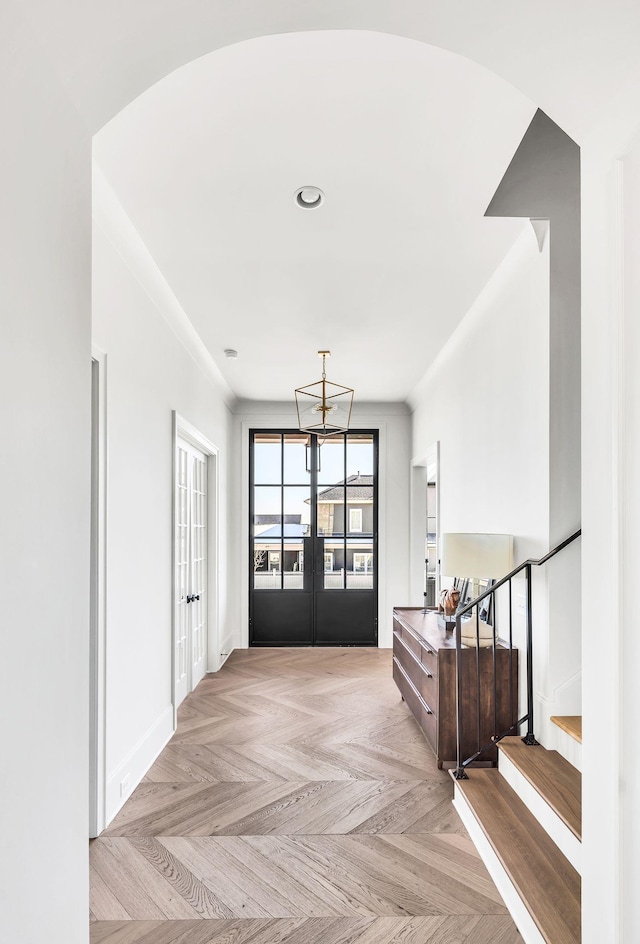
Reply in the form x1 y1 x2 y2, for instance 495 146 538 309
453 529 582 780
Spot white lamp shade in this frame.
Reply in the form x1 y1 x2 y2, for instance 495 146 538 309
440 533 513 578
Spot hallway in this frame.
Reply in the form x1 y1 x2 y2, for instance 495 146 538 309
89 648 519 943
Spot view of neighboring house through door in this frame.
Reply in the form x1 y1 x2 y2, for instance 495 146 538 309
174 436 208 706
249 429 378 646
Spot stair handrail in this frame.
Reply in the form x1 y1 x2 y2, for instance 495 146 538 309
455 529 582 621
453 528 581 780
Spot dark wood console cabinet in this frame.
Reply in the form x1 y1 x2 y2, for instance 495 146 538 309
392 607 518 768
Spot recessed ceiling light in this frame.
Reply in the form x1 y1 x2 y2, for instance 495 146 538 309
295 186 324 209
224 349 238 359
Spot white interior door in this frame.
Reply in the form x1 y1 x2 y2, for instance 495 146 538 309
189 448 207 689
175 438 208 707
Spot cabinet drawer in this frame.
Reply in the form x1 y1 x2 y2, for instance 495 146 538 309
393 632 423 691
421 700 437 753
394 631 438 718
393 658 421 722
393 656 437 754
401 626 422 660
419 664 438 710
394 616 437 679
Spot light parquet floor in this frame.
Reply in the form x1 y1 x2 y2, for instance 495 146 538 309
91 647 520 943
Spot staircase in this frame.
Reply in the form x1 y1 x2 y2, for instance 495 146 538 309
550 714 582 772
451 723 582 944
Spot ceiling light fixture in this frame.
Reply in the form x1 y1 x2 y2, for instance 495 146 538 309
295 186 324 209
295 351 354 437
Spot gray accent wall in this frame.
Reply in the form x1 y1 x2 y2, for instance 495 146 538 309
486 109 581 543
486 109 582 738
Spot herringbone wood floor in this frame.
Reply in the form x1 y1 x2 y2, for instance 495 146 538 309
90 647 520 943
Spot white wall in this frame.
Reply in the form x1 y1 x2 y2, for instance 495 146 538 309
2 10 639 944
92 179 234 824
0 8 91 944
232 401 412 649
581 66 640 944
411 229 550 559
620 133 640 944
409 229 564 734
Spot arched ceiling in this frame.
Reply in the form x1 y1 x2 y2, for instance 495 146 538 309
95 30 535 401
21 0 640 141
23 0 640 402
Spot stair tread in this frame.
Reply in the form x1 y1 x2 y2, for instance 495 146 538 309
453 768 581 944
550 715 582 743
499 736 581 841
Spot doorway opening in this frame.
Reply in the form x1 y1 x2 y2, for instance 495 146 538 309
425 447 440 608
410 441 440 609
249 429 378 646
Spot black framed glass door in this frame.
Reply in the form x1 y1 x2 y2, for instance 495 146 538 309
249 429 378 646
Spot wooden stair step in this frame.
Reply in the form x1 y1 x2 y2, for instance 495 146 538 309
499 737 581 841
452 768 580 944
550 715 582 743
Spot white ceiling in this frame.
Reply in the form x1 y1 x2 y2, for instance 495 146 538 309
95 30 537 401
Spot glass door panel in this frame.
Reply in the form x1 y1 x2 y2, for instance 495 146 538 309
253 485 283 589
317 435 345 485
254 432 282 484
346 486 373 534
283 432 312 482
282 486 310 589
317 485 344 535
346 542 374 588
346 433 374 478
322 538 344 589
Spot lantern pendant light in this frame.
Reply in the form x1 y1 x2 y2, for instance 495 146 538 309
295 351 354 437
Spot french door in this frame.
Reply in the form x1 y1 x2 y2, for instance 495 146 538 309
249 430 378 646
175 438 208 705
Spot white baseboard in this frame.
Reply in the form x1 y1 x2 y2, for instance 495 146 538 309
453 789 546 944
498 750 581 873
105 705 174 827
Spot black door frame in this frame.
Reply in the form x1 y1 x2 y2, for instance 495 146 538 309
249 429 378 646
